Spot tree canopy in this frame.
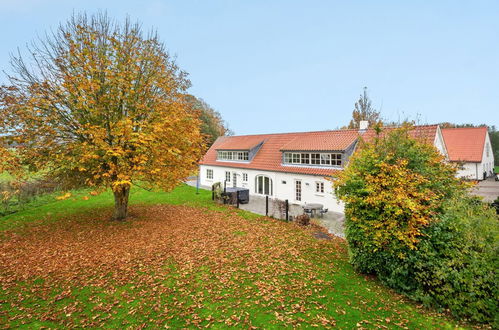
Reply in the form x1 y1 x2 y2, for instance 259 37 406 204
347 87 381 129
185 95 232 147
333 127 497 323
0 13 203 219
334 126 464 251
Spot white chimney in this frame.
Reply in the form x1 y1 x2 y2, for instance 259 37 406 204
359 120 369 130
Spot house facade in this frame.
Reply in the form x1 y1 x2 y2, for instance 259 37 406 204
441 127 495 180
199 124 448 213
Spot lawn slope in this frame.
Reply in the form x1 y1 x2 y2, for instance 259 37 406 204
0 185 464 328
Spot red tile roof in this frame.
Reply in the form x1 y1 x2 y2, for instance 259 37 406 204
215 135 265 150
200 130 358 176
441 127 487 162
200 125 441 176
280 130 359 151
361 125 439 145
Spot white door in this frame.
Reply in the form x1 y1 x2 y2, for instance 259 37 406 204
295 180 302 201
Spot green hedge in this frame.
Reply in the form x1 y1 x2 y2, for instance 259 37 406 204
366 196 498 324
336 127 499 325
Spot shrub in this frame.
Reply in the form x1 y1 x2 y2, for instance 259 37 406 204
335 127 464 270
411 196 498 323
334 126 498 324
0 178 60 216
295 214 310 226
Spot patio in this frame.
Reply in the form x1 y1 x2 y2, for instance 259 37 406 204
237 194 345 238
185 178 346 237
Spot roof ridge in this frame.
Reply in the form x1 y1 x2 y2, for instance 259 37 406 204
226 124 441 138
222 128 360 138
441 126 487 131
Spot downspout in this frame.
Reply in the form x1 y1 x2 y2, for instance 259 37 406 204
476 163 478 180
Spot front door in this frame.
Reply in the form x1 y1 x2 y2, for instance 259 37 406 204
233 172 237 187
295 180 302 201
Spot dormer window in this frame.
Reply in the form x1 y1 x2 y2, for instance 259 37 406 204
283 152 342 167
217 150 249 161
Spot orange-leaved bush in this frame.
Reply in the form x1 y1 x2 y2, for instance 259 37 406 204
0 13 203 220
333 127 499 324
334 126 465 267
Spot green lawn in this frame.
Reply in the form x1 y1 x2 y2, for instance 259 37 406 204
0 185 468 328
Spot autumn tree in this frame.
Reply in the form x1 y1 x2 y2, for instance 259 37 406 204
347 87 381 129
0 13 203 220
333 127 497 323
335 127 463 256
185 95 232 147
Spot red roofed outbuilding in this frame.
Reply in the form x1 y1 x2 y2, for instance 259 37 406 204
441 127 494 180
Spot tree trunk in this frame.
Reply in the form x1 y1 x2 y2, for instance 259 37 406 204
113 185 130 220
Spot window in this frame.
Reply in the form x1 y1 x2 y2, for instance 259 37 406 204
242 173 248 182
486 143 490 157
283 152 343 167
295 180 302 201
320 153 331 165
311 153 320 165
331 153 342 166
316 182 324 193
255 175 273 195
225 171 231 182
237 152 249 161
206 169 213 180
217 150 249 161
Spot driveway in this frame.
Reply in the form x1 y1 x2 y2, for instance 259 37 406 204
471 178 499 203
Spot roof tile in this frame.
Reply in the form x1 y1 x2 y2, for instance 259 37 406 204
441 127 487 162
200 125 441 176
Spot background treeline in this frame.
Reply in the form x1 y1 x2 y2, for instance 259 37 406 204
346 87 499 167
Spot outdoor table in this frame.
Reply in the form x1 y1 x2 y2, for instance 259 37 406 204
304 203 323 217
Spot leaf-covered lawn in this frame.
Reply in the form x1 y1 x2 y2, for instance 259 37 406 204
0 186 465 328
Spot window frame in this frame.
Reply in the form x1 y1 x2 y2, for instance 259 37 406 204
217 150 249 162
315 181 324 193
255 175 273 196
283 152 343 167
295 180 302 201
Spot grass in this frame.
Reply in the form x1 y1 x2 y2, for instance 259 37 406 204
0 172 13 182
495 166 499 174
0 184 468 328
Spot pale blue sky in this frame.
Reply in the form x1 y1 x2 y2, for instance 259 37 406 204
1 0 498 134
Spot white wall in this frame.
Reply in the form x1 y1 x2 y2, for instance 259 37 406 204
434 127 448 158
456 162 479 180
454 132 495 180
481 132 495 178
200 165 345 213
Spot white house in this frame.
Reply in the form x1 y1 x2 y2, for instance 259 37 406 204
199 124 448 213
441 127 495 180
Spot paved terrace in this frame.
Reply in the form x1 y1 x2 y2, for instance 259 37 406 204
185 177 345 237
471 177 499 203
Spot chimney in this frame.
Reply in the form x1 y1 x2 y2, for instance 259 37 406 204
359 120 369 130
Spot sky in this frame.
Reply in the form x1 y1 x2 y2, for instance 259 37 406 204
1 0 498 134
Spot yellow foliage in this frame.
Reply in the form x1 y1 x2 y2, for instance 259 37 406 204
56 192 72 200
334 126 464 250
0 15 204 205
